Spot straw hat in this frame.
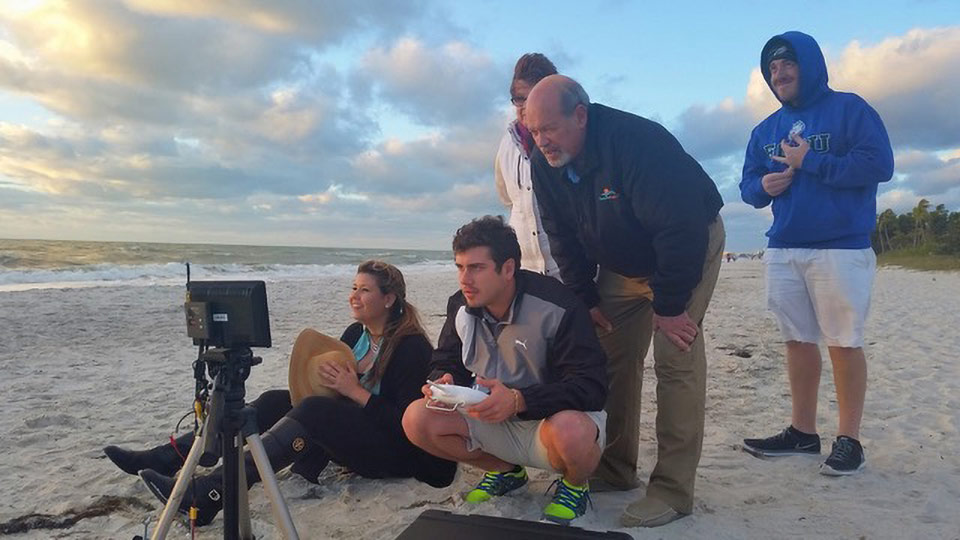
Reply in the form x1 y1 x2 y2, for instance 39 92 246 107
288 328 356 406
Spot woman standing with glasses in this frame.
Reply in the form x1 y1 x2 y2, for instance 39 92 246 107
104 260 456 526
494 53 562 280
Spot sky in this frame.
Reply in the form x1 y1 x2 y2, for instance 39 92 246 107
0 1 958 252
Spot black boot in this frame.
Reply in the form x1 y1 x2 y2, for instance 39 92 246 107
139 417 313 526
104 432 208 476
289 445 330 484
245 416 316 485
140 467 224 527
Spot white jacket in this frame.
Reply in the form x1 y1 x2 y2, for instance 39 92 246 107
494 122 560 279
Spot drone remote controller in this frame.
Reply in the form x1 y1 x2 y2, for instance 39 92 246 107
426 381 489 411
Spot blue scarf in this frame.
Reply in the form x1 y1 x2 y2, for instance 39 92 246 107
351 329 383 395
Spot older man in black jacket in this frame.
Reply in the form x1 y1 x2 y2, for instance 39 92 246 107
525 75 725 528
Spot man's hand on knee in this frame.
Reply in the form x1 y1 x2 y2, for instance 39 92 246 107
654 311 698 351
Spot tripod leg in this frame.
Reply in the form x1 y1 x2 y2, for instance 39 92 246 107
246 432 300 540
237 440 253 540
222 423 242 539
149 406 216 540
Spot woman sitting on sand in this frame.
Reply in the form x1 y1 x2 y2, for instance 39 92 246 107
104 260 456 526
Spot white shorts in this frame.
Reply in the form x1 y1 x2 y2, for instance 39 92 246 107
462 410 607 472
764 248 876 347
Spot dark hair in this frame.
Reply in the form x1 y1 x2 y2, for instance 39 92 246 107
452 215 521 273
511 53 557 95
356 260 427 386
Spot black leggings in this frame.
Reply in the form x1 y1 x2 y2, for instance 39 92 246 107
249 389 416 479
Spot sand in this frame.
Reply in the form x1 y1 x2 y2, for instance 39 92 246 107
0 261 957 539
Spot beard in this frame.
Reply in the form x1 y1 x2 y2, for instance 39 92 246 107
544 149 573 168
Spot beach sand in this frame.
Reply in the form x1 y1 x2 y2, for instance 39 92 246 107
1 261 958 539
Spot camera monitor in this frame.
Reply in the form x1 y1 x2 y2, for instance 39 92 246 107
185 280 272 348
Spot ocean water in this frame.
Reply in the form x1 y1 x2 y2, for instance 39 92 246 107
0 238 451 292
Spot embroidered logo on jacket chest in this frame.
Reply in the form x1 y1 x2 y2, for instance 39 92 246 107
598 187 620 201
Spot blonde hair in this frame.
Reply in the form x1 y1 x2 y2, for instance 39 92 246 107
356 260 427 386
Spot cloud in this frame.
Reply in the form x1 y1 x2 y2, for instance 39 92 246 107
673 98 755 162
830 27 960 150
0 119 361 202
122 0 426 43
350 114 503 195
876 188 921 213
0 1 504 217
357 37 506 126
892 149 960 197
0 1 309 95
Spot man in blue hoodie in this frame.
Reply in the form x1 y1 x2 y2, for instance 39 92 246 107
739 31 894 476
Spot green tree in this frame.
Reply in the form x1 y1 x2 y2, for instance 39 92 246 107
876 209 897 253
912 198 930 247
929 204 949 241
876 202 960 259
937 211 960 255
894 213 915 249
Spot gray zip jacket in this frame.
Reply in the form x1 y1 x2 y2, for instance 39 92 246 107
429 270 607 420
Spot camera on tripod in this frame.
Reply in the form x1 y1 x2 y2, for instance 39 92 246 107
143 278 298 540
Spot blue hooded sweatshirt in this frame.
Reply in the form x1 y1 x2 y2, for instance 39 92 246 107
740 31 894 249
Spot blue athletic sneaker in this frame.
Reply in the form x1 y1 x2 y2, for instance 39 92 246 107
465 465 528 503
542 478 591 525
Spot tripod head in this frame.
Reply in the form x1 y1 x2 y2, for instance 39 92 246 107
202 348 262 380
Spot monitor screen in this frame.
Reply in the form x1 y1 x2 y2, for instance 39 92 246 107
185 280 271 348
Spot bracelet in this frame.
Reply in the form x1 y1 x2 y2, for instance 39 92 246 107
512 388 521 416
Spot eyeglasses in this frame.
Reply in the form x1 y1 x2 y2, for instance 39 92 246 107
510 95 527 107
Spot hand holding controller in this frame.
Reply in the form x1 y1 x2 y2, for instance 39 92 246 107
425 381 489 411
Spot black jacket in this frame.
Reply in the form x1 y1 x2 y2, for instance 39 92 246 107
531 103 723 316
429 270 607 420
340 323 455 486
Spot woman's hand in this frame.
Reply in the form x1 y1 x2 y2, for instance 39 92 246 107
319 360 370 406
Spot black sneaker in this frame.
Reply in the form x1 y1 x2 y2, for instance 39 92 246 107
743 426 821 458
820 436 865 476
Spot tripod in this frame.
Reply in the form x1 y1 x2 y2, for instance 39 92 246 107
151 348 299 540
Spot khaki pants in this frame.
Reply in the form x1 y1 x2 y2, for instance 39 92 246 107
594 217 724 513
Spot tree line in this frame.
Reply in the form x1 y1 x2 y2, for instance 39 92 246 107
873 199 960 256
